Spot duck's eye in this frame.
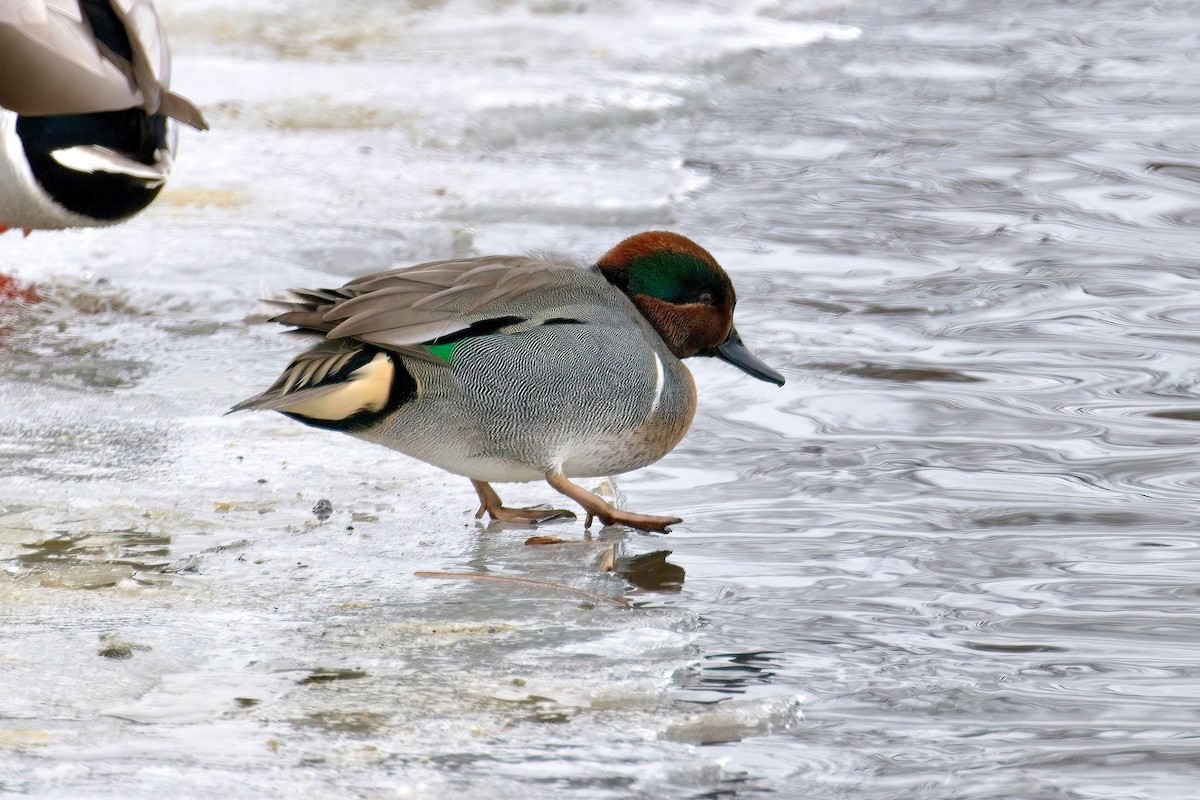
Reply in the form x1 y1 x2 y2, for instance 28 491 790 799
698 291 714 304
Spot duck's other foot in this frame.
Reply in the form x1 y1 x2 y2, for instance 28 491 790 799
480 504 576 525
545 472 681 534
471 480 576 525
581 508 681 534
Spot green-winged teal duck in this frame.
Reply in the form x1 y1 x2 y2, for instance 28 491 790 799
233 231 785 533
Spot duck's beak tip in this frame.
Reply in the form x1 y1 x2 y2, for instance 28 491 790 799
708 326 785 386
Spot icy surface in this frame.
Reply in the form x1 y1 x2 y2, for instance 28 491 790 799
6 0 1200 797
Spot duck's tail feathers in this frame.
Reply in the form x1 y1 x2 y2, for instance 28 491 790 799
261 286 359 334
229 340 395 421
229 381 349 415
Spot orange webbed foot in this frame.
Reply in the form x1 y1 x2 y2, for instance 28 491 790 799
471 480 576 525
545 472 680 534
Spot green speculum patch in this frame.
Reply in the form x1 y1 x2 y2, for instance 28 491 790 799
427 342 459 363
423 315 527 363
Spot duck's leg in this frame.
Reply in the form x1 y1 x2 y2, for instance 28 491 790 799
471 479 576 524
545 472 681 534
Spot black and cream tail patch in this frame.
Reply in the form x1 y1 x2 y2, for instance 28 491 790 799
274 351 394 420
231 345 415 430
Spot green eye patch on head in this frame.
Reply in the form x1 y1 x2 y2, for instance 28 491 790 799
625 250 731 306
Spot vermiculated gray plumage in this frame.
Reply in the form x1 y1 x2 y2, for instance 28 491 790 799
234 252 697 483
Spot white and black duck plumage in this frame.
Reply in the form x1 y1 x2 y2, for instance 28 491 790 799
0 0 208 231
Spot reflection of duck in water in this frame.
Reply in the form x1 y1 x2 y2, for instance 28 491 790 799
0 0 208 234
615 550 686 593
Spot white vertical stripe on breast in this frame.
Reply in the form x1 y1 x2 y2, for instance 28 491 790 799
648 352 665 416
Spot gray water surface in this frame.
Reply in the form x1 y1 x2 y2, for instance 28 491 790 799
3 0 1200 797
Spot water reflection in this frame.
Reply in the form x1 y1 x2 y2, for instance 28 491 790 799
674 651 783 702
613 550 686 593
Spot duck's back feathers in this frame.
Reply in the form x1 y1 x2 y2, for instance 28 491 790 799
268 253 620 362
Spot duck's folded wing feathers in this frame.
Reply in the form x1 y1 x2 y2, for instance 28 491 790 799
268 254 598 359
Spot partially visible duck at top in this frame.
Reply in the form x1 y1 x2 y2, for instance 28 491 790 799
232 231 786 533
0 0 208 234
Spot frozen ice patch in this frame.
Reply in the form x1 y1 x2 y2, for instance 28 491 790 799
662 694 806 745
561 626 697 658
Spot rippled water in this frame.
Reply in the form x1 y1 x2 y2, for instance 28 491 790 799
3 0 1200 797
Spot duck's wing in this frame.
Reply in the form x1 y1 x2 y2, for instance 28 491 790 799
0 0 207 129
268 254 603 363
108 0 208 129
